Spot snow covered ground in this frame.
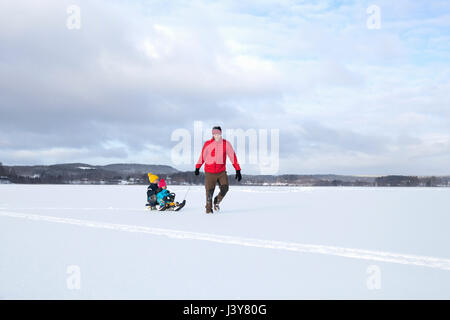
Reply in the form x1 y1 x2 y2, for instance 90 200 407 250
1 184 450 299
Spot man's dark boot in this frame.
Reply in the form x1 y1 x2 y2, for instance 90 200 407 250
213 185 228 211
213 196 221 211
206 201 213 214
206 189 214 213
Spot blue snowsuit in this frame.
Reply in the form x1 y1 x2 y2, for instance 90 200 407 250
156 189 171 206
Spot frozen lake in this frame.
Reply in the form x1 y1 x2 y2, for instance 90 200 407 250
1 184 450 299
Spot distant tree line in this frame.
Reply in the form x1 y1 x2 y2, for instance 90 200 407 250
374 175 448 187
0 162 449 186
0 162 5 176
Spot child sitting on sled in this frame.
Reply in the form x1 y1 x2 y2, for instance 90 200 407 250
156 178 174 209
146 173 160 210
156 178 186 211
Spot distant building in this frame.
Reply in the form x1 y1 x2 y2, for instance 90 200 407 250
0 176 11 184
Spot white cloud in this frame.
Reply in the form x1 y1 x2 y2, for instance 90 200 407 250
1 0 449 174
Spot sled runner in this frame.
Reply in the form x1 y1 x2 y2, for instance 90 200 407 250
146 199 186 212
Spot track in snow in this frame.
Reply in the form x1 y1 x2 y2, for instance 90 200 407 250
1 210 450 271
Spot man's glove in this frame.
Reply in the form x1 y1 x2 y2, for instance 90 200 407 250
235 170 242 182
195 168 200 176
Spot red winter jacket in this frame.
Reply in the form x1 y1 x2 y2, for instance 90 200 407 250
196 138 241 174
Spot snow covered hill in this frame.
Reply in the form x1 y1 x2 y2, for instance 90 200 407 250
1 185 450 299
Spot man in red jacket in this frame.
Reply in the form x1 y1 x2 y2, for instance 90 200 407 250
195 126 242 214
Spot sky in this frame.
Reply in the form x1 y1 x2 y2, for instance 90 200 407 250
1 0 450 175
